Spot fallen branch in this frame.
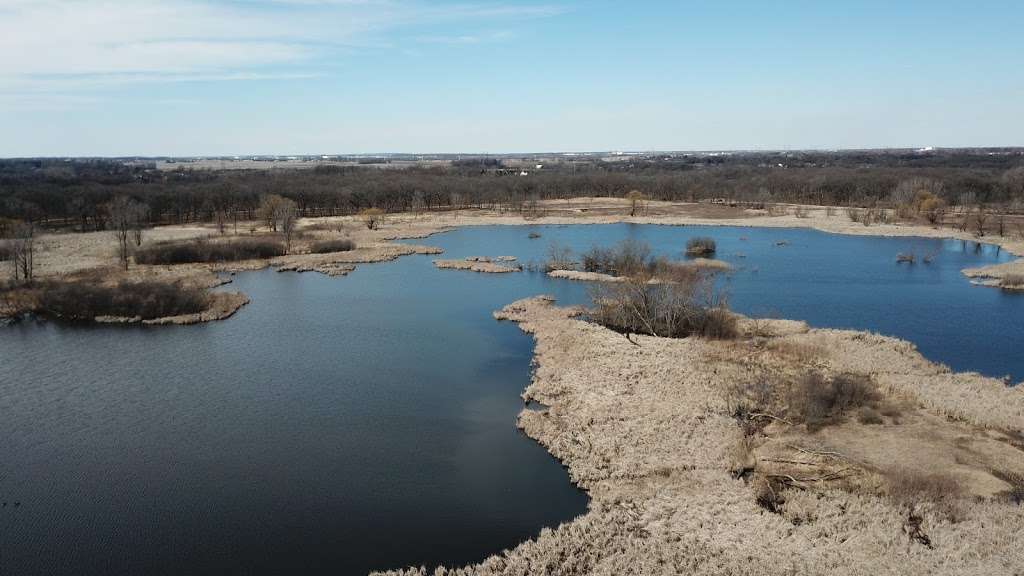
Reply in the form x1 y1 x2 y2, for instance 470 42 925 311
748 412 793 426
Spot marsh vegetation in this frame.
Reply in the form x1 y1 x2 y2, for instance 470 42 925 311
134 238 287 265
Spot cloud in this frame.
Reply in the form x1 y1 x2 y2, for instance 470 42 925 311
415 30 515 45
0 0 565 104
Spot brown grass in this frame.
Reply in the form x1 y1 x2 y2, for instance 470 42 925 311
786 372 881 430
308 238 356 254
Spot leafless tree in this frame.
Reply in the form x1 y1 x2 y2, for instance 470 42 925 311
258 194 287 231
975 207 990 237
626 190 646 217
131 202 150 246
215 209 227 234
275 198 299 253
359 208 385 230
7 221 35 283
957 191 977 214
108 196 145 270
410 191 426 218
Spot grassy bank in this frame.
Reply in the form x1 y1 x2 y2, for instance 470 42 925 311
376 296 1024 575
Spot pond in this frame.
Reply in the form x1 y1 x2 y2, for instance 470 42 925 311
0 224 1020 576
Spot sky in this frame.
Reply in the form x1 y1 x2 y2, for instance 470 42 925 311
1 0 1023 157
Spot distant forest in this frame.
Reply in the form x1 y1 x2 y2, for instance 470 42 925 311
2 150 1023 230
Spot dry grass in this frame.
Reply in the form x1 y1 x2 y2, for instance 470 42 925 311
1000 273 1024 289
33 279 210 321
135 237 286 264
786 372 882 430
378 296 1024 576
308 238 356 253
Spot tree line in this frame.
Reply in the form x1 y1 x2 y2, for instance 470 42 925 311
1 152 1023 231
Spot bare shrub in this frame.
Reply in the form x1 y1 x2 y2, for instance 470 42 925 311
309 239 356 254
725 378 777 433
581 238 651 276
786 372 880 430
544 241 575 272
793 206 810 218
35 280 209 321
685 236 716 256
134 238 286 265
588 265 737 339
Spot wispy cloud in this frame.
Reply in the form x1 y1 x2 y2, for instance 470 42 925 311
0 0 565 108
415 30 515 45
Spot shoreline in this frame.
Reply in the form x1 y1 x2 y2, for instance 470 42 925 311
377 296 1024 575
6 199 1022 325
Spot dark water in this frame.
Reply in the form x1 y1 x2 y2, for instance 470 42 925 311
0 224 1020 576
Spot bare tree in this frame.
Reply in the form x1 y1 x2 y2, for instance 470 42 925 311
258 194 287 231
215 208 227 234
921 196 947 226
410 191 426 218
275 198 299 253
626 190 646 216
359 208 385 230
108 196 144 270
1002 166 1024 199
957 191 977 214
8 221 35 283
131 202 150 246
975 207 990 237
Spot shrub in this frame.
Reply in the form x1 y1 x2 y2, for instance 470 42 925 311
134 238 286 265
581 239 651 276
36 280 209 320
685 237 716 256
786 372 880 429
309 238 356 254
544 241 575 272
588 266 737 340
0 240 10 261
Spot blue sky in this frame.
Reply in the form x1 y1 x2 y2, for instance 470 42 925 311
1 0 1022 156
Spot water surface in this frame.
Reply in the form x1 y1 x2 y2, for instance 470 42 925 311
1 223 1020 576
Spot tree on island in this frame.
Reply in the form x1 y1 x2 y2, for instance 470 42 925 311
626 190 646 217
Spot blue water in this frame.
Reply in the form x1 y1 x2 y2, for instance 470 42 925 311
0 224 1019 576
409 224 1022 381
